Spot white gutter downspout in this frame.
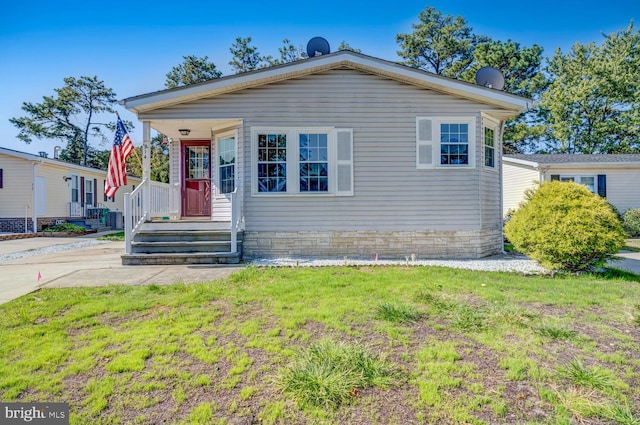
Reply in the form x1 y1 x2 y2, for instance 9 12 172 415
31 159 43 233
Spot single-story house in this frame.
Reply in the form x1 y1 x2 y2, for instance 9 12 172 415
0 146 141 233
119 50 530 263
503 154 640 216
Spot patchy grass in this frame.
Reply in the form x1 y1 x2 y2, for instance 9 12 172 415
97 231 125 241
1 266 639 424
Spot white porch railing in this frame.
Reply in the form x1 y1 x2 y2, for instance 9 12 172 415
150 180 180 218
230 190 239 254
124 180 241 256
124 179 180 254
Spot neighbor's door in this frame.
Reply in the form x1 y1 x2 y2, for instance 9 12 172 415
182 141 211 217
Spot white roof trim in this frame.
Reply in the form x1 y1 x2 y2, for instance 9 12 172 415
0 146 142 179
502 156 539 168
121 51 532 115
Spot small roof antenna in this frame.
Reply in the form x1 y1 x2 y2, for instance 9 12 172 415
306 37 330 57
475 66 505 90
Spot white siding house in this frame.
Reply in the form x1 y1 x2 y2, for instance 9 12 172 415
0 147 141 233
121 51 530 260
503 154 640 216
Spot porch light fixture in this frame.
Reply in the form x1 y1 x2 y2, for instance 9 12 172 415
62 176 72 182
179 129 191 136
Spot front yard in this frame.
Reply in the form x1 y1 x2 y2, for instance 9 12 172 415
1 266 639 424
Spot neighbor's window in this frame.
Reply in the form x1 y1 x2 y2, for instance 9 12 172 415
299 133 328 192
557 175 596 194
440 123 469 165
484 127 495 167
580 176 595 193
219 137 236 194
257 133 287 192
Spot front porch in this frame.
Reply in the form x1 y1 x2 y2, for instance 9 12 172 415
121 119 243 265
121 178 242 265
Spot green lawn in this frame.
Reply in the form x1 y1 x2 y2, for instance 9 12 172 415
1 266 639 424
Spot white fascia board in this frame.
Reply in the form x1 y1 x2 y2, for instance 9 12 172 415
0 146 138 176
502 156 540 168
121 52 532 115
543 162 640 169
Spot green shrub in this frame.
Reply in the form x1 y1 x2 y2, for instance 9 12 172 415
43 223 87 233
622 209 640 237
504 181 626 272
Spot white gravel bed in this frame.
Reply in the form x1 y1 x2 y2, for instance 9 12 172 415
0 240 108 263
249 254 549 274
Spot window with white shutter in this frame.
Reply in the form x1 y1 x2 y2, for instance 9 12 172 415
251 127 354 196
416 118 435 169
416 116 476 169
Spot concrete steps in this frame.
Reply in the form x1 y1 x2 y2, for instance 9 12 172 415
121 221 242 265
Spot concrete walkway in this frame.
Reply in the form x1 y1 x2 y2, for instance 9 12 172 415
610 250 640 275
0 232 242 305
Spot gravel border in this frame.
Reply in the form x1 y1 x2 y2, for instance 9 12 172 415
0 240 108 263
248 254 549 274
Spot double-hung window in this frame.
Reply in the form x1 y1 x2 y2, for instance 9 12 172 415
257 133 287 193
299 133 328 192
219 137 236 194
556 175 597 193
253 128 353 196
416 117 476 168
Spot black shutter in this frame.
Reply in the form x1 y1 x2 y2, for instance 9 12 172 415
550 174 560 181
0 169 3 188
103 180 107 202
597 175 607 198
80 177 85 206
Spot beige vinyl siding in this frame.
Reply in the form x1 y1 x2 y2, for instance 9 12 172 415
502 162 539 216
0 154 33 217
545 166 640 213
0 152 139 219
146 69 506 231
38 165 73 217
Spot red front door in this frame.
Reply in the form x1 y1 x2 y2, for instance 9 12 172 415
182 141 211 217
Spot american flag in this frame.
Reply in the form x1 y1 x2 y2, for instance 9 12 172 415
104 116 134 197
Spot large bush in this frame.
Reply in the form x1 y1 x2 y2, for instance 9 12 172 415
622 209 640 237
504 181 626 272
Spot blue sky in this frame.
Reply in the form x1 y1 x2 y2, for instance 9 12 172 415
1 0 638 156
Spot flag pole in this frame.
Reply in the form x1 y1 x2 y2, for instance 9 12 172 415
116 111 144 171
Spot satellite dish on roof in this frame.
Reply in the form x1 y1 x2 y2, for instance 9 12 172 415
307 37 330 57
475 66 505 90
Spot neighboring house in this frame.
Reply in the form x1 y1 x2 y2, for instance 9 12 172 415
120 50 530 263
503 154 640 216
0 146 141 233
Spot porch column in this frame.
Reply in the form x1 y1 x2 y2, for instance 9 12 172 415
143 121 151 219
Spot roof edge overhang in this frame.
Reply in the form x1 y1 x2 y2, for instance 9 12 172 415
503 155 640 169
121 51 531 117
0 146 143 178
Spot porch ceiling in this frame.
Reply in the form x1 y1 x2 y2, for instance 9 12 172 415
150 119 242 140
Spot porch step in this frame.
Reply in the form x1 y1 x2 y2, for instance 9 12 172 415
122 222 243 265
134 230 242 243
68 219 109 231
121 252 241 265
131 239 243 254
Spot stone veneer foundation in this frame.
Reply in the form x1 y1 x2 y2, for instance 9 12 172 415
0 217 67 233
242 229 503 260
